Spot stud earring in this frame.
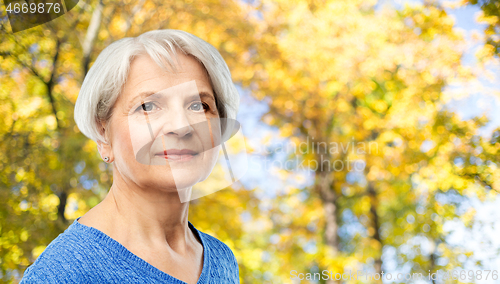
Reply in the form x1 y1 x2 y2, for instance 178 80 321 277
104 157 110 162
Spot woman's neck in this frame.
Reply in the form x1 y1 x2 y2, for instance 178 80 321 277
81 165 198 255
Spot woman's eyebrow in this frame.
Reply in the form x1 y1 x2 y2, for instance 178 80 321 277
128 91 161 107
193 92 215 101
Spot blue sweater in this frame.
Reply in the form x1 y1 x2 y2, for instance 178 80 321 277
21 218 239 283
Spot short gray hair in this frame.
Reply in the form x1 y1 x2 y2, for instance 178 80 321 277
74 29 239 143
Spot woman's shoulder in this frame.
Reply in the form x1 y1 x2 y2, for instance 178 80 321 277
20 218 115 283
20 221 82 282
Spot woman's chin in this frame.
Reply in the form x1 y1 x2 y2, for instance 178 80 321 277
140 175 199 192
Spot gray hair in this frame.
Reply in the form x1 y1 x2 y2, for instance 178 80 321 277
74 29 239 144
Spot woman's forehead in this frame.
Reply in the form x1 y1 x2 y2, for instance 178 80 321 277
119 54 214 104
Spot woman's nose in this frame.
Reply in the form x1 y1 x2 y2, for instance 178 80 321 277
161 112 194 138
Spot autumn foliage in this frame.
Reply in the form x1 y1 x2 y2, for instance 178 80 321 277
1 0 499 283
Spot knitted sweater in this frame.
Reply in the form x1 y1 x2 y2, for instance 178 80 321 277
20 217 239 283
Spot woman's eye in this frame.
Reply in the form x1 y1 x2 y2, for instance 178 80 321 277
136 102 156 113
189 102 206 112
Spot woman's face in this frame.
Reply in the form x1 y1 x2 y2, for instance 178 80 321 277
106 53 220 195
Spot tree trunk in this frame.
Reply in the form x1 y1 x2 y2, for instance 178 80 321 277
316 155 340 284
368 182 383 281
57 190 68 224
429 240 438 284
82 0 103 77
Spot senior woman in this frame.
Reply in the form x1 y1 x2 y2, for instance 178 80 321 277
21 29 240 283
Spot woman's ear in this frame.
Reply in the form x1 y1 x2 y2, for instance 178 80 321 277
96 140 113 161
96 121 114 163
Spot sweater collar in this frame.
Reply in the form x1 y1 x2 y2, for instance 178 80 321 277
72 217 210 284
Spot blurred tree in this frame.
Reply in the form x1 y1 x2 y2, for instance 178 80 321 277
233 0 500 283
459 0 500 202
0 5 106 281
463 0 500 56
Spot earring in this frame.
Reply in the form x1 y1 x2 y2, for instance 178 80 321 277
104 157 110 162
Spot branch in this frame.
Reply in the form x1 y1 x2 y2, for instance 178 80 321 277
46 38 62 129
459 172 500 193
82 0 104 76
123 0 146 36
0 118 17 145
0 51 47 82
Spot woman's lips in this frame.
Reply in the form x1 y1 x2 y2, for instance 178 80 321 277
155 149 198 161
159 154 196 161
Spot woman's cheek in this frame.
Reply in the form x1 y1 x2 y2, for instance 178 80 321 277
126 120 153 161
